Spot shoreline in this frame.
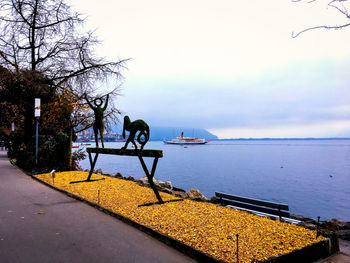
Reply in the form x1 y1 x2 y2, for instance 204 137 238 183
75 137 350 143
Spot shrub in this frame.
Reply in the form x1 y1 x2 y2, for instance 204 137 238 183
72 148 86 171
38 132 70 171
6 129 82 173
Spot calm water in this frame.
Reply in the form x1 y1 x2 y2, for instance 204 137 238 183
77 140 350 221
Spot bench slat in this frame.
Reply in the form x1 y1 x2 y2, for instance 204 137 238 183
219 199 290 218
215 192 289 211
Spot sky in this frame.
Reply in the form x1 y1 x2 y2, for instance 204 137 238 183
69 0 350 139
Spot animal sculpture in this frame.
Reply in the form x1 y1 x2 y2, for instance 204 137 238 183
122 116 149 150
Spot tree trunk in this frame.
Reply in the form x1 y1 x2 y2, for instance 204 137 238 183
24 105 34 144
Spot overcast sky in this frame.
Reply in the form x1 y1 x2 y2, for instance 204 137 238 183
69 0 350 138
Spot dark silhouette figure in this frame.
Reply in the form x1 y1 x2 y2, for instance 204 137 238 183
122 116 149 150
84 94 109 148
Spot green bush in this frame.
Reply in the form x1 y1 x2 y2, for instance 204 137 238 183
38 132 70 171
6 130 85 173
6 130 34 168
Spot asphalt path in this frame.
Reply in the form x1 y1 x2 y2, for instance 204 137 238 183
0 150 195 263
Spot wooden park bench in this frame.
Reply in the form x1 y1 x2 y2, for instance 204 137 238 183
215 192 290 220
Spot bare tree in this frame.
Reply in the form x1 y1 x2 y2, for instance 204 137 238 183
292 0 350 37
0 0 127 142
0 0 127 87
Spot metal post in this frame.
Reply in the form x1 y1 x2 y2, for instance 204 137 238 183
35 118 39 165
98 190 100 205
34 98 40 165
236 234 239 263
316 216 320 238
50 170 55 185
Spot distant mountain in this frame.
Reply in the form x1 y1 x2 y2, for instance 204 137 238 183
149 127 218 141
110 125 218 141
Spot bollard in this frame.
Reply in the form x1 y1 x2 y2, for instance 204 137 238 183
316 216 320 238
236 234 239 263
98 190 100 205
50 170 56 185
278 205 282 220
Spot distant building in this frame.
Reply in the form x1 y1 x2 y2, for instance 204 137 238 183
76 129 124 142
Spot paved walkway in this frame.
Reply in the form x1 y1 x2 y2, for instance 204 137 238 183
0 150 195 263
316 239 350 263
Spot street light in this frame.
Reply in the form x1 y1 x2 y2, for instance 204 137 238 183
34 98 41 165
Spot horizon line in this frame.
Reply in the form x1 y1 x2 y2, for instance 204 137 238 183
215 137 350 140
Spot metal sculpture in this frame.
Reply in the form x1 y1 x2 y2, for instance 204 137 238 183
122 115 149 150
84 93 109 148
70 115 182 206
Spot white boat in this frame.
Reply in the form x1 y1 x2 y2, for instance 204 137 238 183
163 132 208 145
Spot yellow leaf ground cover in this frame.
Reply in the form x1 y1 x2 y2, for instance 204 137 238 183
34 171 325 263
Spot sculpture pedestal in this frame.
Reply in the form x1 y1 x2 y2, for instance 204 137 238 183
70 148 164 204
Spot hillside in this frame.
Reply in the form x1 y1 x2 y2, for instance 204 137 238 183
149 127 218 141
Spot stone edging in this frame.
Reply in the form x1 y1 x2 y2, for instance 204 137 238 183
261 238 335 263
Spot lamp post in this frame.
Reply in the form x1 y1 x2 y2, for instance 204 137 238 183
34 98 41 165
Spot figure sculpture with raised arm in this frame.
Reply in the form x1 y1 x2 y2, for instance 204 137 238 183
122 115 149 150
84 93 109 148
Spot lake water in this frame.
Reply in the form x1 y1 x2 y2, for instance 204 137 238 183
77 140 350 221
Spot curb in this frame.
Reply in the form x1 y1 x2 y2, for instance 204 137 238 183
262 238 336 263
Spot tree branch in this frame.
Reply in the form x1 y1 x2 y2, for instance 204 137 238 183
292 22 350 37
292 0 350 37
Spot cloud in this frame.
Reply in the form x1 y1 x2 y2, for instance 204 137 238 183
119 59 350 136
209 120 350 139
68 0 350 138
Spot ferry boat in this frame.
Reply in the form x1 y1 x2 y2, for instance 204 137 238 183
163 132 208 145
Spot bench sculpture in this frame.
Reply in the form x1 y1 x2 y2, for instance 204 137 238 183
71 116 172 205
